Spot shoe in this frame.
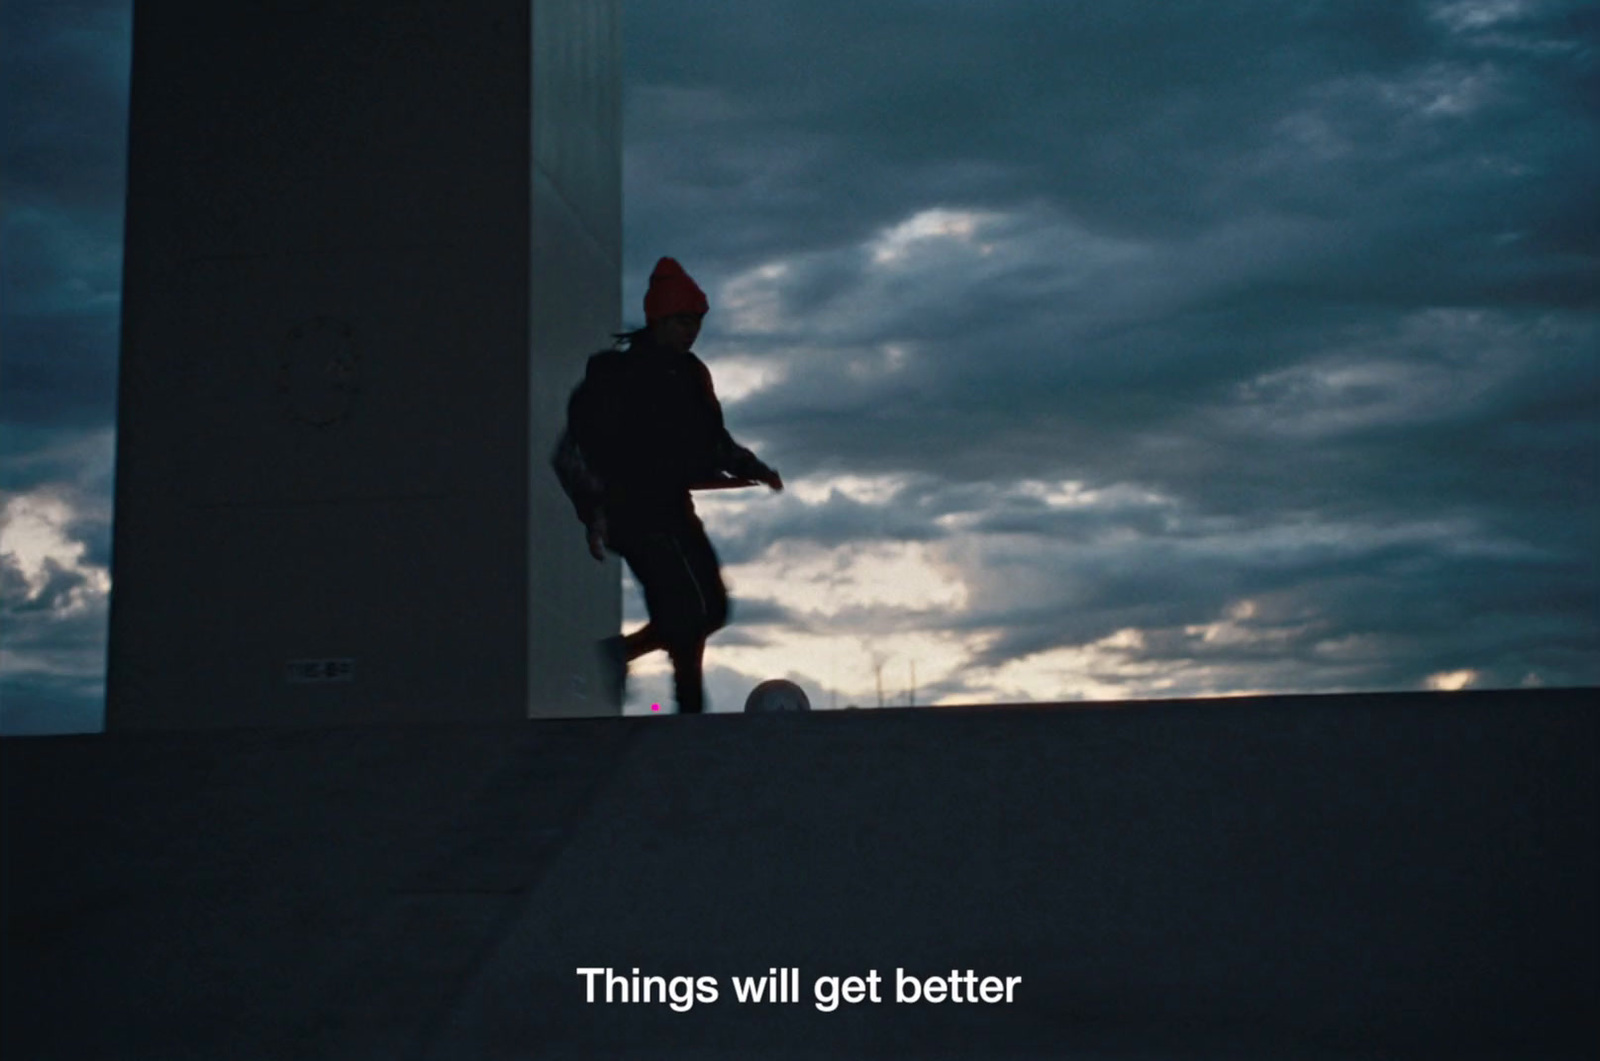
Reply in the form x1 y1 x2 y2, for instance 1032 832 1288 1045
597 635 628 707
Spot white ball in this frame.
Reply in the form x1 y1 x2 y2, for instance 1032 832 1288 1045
743 679 811 713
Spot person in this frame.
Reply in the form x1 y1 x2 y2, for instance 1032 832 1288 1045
552 257 783 714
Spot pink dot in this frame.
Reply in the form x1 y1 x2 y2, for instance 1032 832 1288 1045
652 703 660 711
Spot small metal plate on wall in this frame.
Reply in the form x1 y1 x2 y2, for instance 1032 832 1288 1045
286 658 356 684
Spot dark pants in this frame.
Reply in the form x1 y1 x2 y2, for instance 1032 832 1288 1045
610 512 729 714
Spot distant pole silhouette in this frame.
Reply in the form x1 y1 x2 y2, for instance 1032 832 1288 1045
910 661 916 707
875 661 884 709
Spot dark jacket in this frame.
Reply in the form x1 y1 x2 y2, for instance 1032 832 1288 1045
552 331 773 528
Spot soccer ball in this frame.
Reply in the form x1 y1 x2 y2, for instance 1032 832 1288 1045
743 679 811 713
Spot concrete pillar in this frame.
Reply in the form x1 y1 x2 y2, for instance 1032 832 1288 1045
106 0 622 728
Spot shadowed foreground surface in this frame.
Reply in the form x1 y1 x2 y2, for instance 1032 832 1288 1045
3 688 1596 1059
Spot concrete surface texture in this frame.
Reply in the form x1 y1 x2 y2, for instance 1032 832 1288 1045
3 688 1596 1059
107 0 622 729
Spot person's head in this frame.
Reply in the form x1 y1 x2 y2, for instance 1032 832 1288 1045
642 257 708 353
651 311 704 354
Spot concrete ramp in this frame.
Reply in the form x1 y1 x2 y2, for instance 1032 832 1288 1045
4 689 1596 1058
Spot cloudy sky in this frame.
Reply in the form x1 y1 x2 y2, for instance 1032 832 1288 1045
2 0 1596 732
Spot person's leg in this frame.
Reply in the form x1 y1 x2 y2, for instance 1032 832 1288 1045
597 624 662 707
615 516 728 713
623 624 663 662
661 516 727 714
669 636 708 714
672 514 729 637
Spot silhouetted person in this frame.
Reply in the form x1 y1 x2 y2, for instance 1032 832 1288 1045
552 257 782 713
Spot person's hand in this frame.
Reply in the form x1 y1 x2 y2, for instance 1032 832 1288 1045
760 468 784 492
586 514 609 561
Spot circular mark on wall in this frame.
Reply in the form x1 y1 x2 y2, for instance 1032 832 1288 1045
277 316 360 426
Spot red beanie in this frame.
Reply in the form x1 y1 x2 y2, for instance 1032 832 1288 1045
643 257 709 323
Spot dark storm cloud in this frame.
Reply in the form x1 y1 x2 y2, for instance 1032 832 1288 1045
0 549 108 735
622 0 1597 387
1 312 121 432
1 0 131 210
948 511 1593 678
624 0 1596 269
0 672 104 734
1 0 130 488
617 0 1597 701
2 0 137 737
709 486 948 564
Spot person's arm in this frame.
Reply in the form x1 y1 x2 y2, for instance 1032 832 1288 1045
694 359 783 491
716 434 783 490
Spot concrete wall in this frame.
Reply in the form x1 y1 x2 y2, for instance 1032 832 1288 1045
527 0 624 720
107 1 621 728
